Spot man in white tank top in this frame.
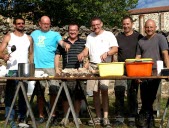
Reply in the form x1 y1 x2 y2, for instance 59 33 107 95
0 17 33 128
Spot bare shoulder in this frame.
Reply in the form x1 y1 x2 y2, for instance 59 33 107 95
3 32 11 40
0 32 11 51
2 32 11 44
26 35 32 39
26 35 33 42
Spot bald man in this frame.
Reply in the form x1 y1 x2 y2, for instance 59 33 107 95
136 19 169 128
31 16 70 126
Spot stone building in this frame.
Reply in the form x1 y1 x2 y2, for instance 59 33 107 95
129 6 169 36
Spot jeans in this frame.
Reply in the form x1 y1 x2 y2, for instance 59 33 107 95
5 70 28 120
140 79 160 113
114 80 138 117
127 80 138 117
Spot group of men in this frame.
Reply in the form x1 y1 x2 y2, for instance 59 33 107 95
0 15 168 128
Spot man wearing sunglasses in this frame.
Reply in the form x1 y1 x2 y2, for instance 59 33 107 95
0 17 33 128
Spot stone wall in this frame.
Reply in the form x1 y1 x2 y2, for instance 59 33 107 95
0 22 121 43
164 12 169 30
131 12 169 34
1 13 169 39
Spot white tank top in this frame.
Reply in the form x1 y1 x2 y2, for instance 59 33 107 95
7 33 30 70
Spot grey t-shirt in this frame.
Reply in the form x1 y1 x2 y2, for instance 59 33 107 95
136 33 168 69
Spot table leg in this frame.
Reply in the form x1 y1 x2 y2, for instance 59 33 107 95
19 81 37 128
46 83 63 128
160 98 169 128
4 83 21 128
65 107 70 125
77 81 96 128
62 82 79 128
166 119 169 128
45 80 50 116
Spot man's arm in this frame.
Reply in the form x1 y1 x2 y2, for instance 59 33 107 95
55 54 61 75
100 46 118 62
58 40 70 52
162 50 169 68
77 47 89 62
107 46 118 56
0 33 10 61
135 55 141 59
27 35 33 63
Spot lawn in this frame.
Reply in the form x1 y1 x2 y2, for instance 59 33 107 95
0 93 169 128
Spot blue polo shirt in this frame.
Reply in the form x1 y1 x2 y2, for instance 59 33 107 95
31 30 62 68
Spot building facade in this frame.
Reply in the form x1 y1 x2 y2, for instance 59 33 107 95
129 6 169 35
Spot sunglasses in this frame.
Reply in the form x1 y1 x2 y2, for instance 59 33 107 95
16 23 25 25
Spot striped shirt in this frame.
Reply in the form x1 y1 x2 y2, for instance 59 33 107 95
56 37 86 69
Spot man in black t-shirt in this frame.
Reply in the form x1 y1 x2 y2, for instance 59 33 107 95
113 16 143 127
55 23 86 125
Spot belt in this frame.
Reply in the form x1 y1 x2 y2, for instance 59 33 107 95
90 62 98 65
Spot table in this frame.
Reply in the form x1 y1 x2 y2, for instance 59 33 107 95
1 75 169 81
1 75 169 128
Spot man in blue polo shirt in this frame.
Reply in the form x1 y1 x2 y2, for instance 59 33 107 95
31 15 70 126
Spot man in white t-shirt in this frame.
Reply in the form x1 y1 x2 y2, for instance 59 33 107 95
78 17 118 127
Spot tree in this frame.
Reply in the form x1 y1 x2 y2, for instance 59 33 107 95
0 0 138 27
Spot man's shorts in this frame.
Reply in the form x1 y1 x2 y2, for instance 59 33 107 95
114 80 127 88
35 68 60 96
61 80 85 101
86 63 110 92
114 80 138 91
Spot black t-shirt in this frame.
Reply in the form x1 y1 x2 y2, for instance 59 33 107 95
116 31 143 62
56 37 86 69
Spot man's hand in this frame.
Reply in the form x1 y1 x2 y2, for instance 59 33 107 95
63 42 70 52
136 79 142 84
100 52 108 62
77 52 84 62
3 54 10 62
83 61 89 69
55 68 61 76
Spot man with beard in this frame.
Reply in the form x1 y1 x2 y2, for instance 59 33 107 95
0 17 33 128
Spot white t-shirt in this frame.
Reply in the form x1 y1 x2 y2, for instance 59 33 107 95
85 30 118 63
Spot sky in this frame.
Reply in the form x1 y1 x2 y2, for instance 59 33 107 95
136 0 169 8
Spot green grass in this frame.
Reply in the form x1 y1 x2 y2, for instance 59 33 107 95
0 94 169 128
